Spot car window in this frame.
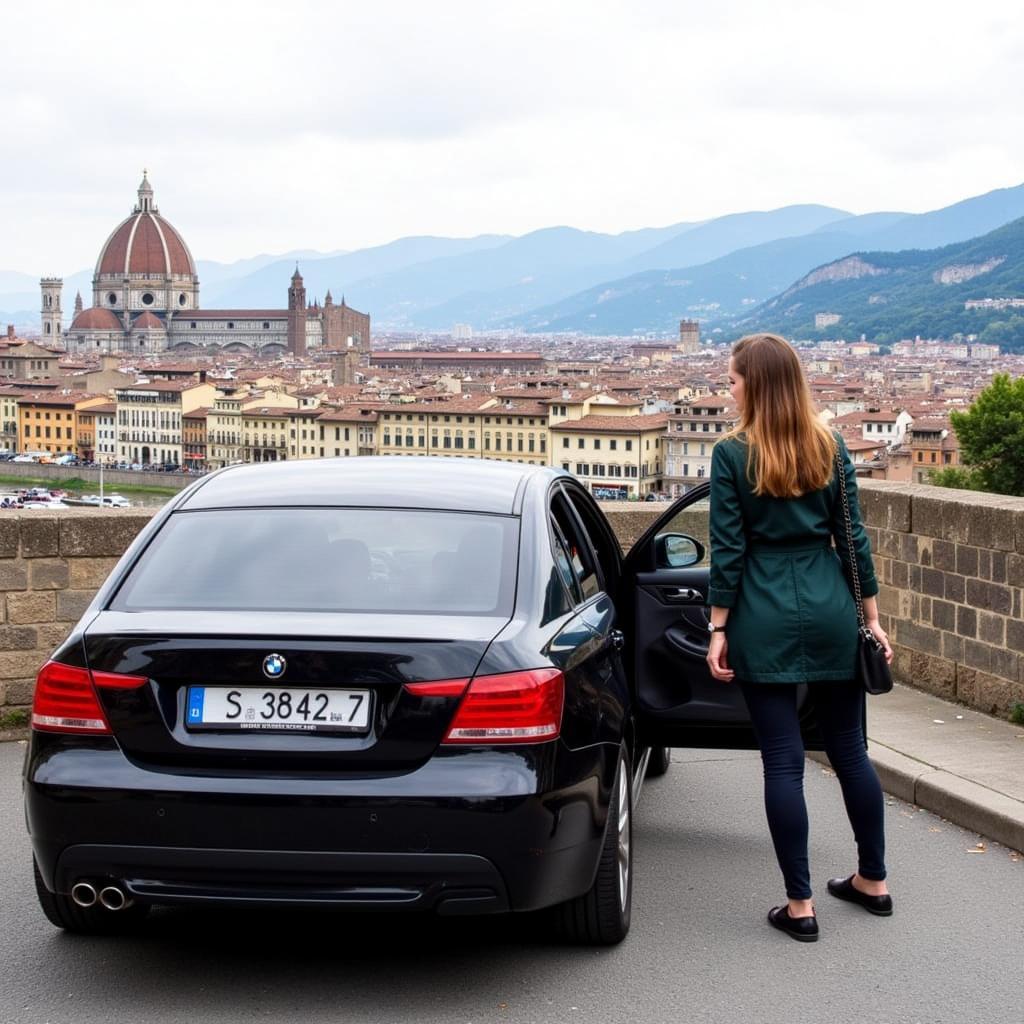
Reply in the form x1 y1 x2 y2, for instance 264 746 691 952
550 492 600 602
561 486 618 591
549 516 583 607
112 508 519 616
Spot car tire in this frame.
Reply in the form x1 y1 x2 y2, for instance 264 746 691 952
33 859 149 934
552 748 632 945
645 746 671 778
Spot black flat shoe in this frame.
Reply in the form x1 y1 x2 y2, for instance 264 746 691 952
767 905 819 942
827 875 893 916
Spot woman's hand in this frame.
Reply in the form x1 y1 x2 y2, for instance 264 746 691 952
866 618 893 665
706 631 734 682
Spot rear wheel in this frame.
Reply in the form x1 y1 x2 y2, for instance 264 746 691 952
33 860 149 934
645 746 671 778
552 748 632 945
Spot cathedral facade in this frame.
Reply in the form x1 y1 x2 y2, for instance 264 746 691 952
49 175 370 358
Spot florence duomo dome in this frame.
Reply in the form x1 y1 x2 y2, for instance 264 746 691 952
92 171 200 318
48 173 370 358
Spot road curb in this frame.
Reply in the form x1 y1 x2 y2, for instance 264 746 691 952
810 744 1024 854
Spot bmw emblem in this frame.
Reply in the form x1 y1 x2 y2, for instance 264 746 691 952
262 654 287 679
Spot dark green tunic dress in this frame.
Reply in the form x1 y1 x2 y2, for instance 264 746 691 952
708 433 878 684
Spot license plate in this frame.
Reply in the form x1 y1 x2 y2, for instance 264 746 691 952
186 686 371 733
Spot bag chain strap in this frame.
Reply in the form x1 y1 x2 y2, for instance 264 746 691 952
836 447 868 632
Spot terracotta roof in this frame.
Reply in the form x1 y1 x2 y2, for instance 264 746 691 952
550 413 669 433
87 402 117 415
317 408 379 423
177 310 288 320
689 396 735 410
370 351 543 362
116 379 209 393
16 391 101 407
133 312 164 330
71 307 123 331
97 211 195 277
242 407 295 418
484 402 550 417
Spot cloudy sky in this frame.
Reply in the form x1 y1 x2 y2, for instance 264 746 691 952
4 0 1023 273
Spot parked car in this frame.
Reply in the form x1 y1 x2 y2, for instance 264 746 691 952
23 458 823 943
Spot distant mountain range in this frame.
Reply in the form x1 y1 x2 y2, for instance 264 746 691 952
3 183 1024 342
519 184 1024 334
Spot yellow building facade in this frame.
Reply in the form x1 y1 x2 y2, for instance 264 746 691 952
17 393 107 458
550 412 667 498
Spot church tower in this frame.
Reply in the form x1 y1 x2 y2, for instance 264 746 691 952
40 278 63 342
287 266 307 356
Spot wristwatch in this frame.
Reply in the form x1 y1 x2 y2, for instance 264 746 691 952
707 622 726 634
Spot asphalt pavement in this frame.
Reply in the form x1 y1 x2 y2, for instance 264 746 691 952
1 737 1021 1024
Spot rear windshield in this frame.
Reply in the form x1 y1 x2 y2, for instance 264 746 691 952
112 508 520 616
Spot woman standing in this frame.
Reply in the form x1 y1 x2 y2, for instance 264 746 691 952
706 333 894 943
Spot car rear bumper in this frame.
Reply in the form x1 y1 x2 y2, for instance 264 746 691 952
54 845 512 915
25 742 615 914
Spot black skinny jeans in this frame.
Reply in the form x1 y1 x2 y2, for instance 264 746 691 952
739 679 887 901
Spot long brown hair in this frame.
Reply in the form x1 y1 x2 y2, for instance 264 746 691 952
726 333 836 498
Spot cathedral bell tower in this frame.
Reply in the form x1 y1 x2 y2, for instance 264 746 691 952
40 278 63 342
287 266 307 356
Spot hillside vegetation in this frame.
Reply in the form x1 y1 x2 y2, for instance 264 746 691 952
741 216 1024 350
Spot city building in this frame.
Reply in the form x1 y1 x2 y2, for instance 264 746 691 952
378 399 486 458
182 408 211 472
369 351 544 373
17 392 107 459
551 412 667 498
51 174 370 358
678 320 700 354
90 402 117 461
0 338 62 380
0 386 27 451
114 379 218 466
907 420 961 483
663 395 737 495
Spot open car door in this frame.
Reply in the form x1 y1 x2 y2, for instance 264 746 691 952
621 484 825 751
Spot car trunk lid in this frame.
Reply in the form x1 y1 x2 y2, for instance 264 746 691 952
83 611 508 774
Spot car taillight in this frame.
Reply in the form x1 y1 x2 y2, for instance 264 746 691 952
442 668 564 744
31 661 147 735
404 679 471 698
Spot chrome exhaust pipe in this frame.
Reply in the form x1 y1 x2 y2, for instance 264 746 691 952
98 885 132 911
71 882 98 907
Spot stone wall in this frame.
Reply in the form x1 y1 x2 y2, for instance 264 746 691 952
0 511 153 736
0 461 192 491
857 480 1024 717
1 480 1023 736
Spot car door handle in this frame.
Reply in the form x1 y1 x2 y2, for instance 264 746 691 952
665 587 704 604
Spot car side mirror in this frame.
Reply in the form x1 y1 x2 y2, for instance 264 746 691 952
655 533 705 569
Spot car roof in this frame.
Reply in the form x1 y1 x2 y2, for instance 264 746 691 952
179 456 564 514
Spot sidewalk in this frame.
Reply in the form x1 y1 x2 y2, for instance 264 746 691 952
813 683 1024 854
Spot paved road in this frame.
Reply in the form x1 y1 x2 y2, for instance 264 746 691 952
1 740 1020 1024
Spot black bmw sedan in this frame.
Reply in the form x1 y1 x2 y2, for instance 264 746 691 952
24 457 822 944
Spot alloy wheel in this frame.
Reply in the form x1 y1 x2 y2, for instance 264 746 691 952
617 762 631 911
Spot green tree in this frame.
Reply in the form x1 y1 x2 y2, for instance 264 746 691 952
928 467 984 491
943 374 1024 497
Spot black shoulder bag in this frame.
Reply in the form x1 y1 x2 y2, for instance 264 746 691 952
836 448 893 695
